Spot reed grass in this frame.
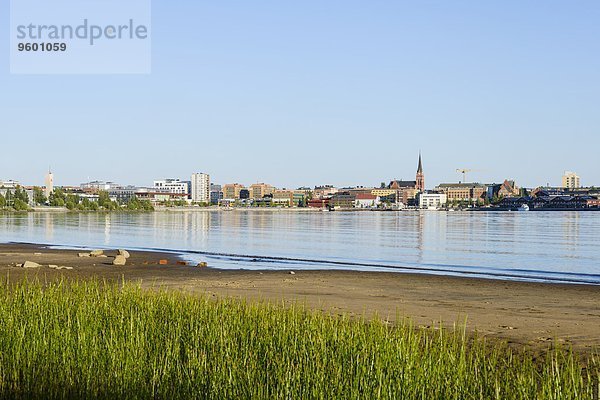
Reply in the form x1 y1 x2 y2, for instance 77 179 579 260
0 279 596 399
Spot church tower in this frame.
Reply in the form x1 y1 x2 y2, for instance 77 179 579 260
415 153 425 192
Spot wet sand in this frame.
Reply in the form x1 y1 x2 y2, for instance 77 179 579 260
1 243 599 354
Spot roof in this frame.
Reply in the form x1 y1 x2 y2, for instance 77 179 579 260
417 153 423 173
436 183 486 188
355 193 377 200
389 180 416 188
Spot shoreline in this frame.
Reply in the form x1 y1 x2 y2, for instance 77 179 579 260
1 242 599 355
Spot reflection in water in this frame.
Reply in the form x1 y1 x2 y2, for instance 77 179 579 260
0 211 599 283
104 214 111 245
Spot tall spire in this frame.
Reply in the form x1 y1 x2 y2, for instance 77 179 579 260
415 152 425 192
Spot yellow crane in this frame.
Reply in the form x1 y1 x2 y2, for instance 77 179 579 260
456 168 473 182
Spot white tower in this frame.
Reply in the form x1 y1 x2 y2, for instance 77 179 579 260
44 168 54 198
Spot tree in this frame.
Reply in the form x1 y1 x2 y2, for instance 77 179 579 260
97 191 111 208
13 186 29 204
13 198 29 211
33 187 47 205
0 193 5 208
49 188 66 207
4 190 13 207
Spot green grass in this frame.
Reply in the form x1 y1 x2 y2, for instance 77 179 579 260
0 280 597 399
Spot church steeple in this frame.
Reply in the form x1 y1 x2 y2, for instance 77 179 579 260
415 152 425 192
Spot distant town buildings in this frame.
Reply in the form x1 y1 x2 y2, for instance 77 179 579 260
562 171 580 189
191 173 210 203
4 154 598 211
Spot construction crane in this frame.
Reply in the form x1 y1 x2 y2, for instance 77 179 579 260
456 168 473 182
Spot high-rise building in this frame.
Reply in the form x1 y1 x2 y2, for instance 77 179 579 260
191 173 210 203
562 171 580 189
44 169 54 198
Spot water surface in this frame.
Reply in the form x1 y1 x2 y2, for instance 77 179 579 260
1 210 599 284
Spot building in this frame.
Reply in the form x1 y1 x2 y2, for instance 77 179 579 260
308 198 330 208
81 181 120 192
416 153 425 191
239 189 250 200
153 179 190 196
562 171 580 189
293 189 310 207
418 192 447 209
354 193 379 209
249 183 274 199
191 173 210 203
385 153 425 206
135 190 189 205
486 179 520 200
109 186 138 204
210 184 222 205
0 180 20 189
330 192 356 209
498 179 519 197
313 185 338 199
44 169 54 198
435 183 486 204
272 190 294 206
222 183 246 200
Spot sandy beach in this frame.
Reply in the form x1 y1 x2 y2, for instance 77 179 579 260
1 242 598 355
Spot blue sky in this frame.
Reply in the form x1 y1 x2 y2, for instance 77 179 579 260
1 1 599 189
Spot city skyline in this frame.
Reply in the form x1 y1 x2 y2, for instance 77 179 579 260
1 2 599 187
0 155 587 192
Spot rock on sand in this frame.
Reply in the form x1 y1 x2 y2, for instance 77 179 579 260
113 255 127 266
23 261 41 268
118 249 131 259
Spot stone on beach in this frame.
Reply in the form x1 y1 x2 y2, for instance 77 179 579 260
49 265 73 270
159 259 168 265
23 261 41 268
113 255 127 266
177 261 187 266
197 262 208 268
118 249 131 259
78 253 91 258
90 250 104 257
